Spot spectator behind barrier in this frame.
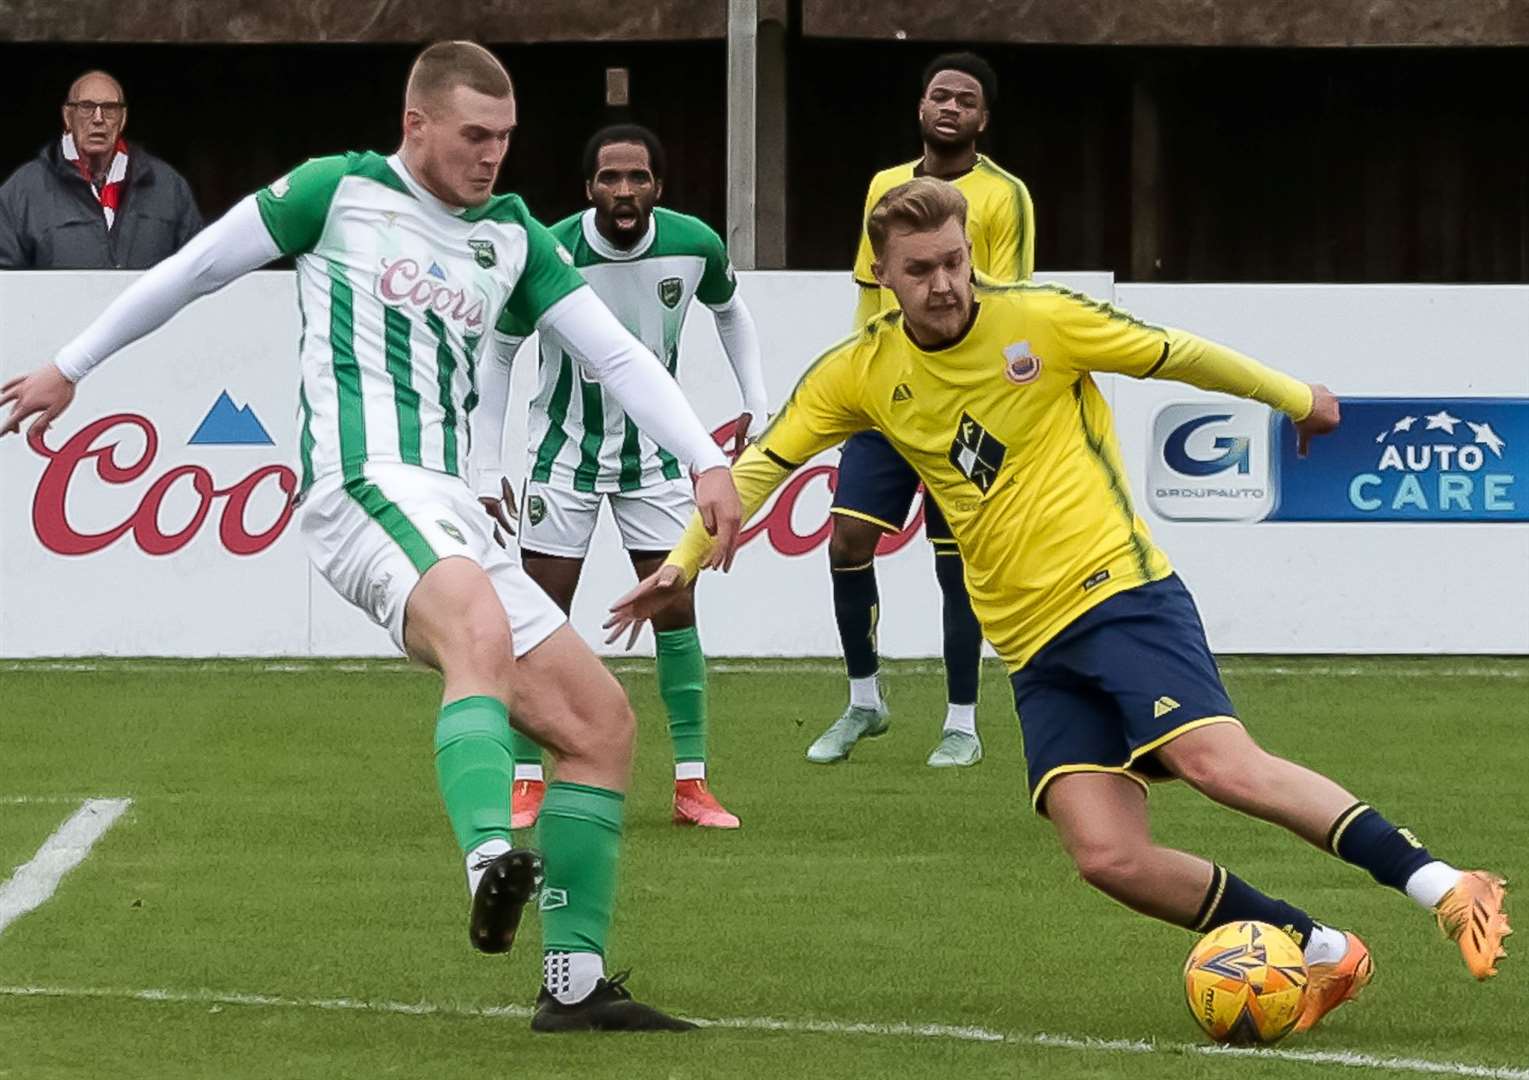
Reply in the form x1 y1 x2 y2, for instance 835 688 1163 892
0 70 203 270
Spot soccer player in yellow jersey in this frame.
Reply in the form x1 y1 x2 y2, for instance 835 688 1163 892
823 51 1037 770
611 178 1511 1027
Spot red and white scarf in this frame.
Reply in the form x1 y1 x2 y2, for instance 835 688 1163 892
62 132 129 229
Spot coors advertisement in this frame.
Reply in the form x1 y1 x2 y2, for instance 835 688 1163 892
25 408 920 562
29 406 298 558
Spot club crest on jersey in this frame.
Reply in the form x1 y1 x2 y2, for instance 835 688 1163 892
527 495 547 526
468 238 497 269
1002 341 1043 385
949 412 1007 494
657 277 684 310
891 382 914 404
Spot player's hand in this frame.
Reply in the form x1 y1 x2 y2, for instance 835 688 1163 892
1295 384 1341 458
729 412 754 459
478 476 517 548
0 364 76 440
604 564 688 649
693 465 741 571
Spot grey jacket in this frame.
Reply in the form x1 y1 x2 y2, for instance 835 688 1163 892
0 139 203 269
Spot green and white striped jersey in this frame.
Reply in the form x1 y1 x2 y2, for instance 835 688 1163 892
508 207 736 493
254 151 584 493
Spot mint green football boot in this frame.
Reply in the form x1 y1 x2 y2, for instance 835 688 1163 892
925 730 983 768
805 702 890 764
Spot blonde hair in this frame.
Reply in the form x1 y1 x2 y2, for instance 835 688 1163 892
866 177 969 260
406 41 512 106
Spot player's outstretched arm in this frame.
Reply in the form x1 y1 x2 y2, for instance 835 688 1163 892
606 341 872 645
538 287 741 563
0 196 280 439
1152 332 1341 453
605 443 794 647
707 293 769 456
1054 290 1342 452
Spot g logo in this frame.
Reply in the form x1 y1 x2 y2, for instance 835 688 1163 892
1164 414 1250 477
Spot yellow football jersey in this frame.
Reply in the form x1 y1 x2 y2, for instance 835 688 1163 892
853 155 1035 324
668 283 1314 670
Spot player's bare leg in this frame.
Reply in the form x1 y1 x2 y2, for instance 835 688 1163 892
631 550 739 829
1044 770 1371 1030
404 556 541 955
506 551 586 828
1155 723 1510 980
485 620 693 1031
811 514 891 763
1045 772 1223 923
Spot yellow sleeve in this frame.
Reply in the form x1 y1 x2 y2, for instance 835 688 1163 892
665 446 793 581
983 180 1035 282
1152 332 1314 420
1049 289 1313 420
666 344 874 580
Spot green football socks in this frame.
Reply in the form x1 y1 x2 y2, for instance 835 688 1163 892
505 626 709 779
657 626 708 767
538 782 625 955
433 695 514 853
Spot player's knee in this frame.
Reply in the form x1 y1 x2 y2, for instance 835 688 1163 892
1167 737 1267 802
443 612 515 690
1071 842 1144 898
563 681 636 767
828 520 879 567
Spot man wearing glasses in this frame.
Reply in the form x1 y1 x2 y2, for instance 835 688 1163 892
0 70 202 269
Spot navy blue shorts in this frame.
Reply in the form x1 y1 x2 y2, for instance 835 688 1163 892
831 429 953 542
1009 574 1240 816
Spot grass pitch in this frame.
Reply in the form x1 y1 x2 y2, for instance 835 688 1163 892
0 656 1525 1079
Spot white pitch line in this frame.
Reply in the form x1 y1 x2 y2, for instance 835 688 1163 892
0 798 132 937
0 983 1525 1079
0 795 132 806
0 659 1524 679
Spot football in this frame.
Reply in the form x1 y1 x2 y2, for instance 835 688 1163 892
1184 920 1309 1045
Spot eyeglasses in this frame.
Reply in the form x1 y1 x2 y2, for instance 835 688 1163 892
66 100 126 120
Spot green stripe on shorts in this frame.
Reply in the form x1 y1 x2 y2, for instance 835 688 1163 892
344 479 439 574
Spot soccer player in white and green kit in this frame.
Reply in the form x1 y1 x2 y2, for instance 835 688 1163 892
0 42 743 1032
476 125 765 831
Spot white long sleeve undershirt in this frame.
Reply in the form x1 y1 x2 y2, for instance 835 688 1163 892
706 292 768 436
468 287 729 495
54 196 280 382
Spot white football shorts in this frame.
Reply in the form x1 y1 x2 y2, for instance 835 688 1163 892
517 477 695 559
300 463 566 656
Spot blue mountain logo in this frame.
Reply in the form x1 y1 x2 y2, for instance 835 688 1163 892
189 391 275 446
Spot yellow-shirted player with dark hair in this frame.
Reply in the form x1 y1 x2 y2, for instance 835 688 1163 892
851 56 1034 326
611 177 1511 1029
821 51 1036 772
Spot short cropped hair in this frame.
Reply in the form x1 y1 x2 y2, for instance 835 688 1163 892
921 51 998 110
582 123 667 182
406 41 512 106
866 177 969 260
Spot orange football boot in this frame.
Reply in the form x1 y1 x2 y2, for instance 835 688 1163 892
1435 871 1511 980
1294 931 1374 1033
510 778 545 832
673 778 741 829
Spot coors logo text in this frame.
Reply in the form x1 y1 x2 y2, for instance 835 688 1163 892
377 258 486 331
